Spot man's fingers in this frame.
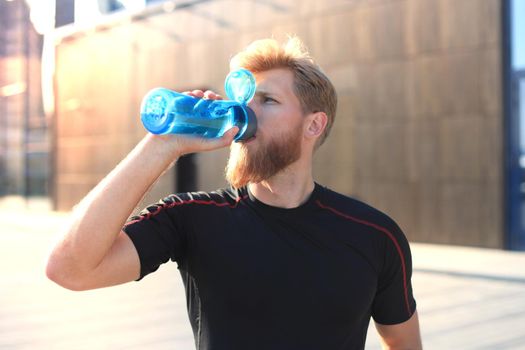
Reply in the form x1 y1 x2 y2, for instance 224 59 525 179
226 126 239 140
193 127 238 151
191 90 205 98
216 127 239 147
181 90 205 98
182 90 223 100
172 126 238 155
203 90 223 100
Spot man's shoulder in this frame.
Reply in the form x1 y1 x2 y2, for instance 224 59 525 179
316 184 400 232
160 186 244 208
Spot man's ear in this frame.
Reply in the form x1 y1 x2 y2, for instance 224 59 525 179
305 112 328 139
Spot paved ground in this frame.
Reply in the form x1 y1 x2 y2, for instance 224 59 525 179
1 197 525 349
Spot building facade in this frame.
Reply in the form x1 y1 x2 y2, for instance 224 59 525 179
12 0 520 249
0 0 48 198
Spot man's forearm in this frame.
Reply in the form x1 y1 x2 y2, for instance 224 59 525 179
49 134 180 278
376 312 422 350
46 105 237 289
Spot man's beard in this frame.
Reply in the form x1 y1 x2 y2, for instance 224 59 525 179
225 126 302 189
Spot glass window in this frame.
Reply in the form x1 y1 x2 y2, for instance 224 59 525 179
512 0 525 70
508 0 525 250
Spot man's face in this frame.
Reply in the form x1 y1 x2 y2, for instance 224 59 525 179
225 68 306 188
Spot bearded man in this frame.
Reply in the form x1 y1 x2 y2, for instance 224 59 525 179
46 37 422 350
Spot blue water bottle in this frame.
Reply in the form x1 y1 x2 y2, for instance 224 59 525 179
140 68 257 142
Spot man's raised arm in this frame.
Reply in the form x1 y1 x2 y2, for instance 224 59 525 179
46 91 236 291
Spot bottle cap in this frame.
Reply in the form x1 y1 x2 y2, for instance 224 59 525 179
235 105 257 141
224 68 256 104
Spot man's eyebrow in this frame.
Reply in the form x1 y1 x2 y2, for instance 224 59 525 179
254 90 278 97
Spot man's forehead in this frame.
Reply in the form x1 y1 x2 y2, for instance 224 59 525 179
253 69 294 95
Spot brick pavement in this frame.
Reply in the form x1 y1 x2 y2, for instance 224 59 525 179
1 202 525 349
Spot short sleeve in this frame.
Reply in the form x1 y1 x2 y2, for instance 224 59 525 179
122 196 188 281
371 222 417 325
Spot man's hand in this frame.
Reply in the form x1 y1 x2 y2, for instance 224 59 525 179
157 89 238 157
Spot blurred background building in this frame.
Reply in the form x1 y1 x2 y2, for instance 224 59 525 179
0 0 47 197
0 0 524 250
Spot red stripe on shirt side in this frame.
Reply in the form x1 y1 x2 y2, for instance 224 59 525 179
124 194 249 227
315 199 412 318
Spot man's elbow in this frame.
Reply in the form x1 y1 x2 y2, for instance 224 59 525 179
45 253 89 291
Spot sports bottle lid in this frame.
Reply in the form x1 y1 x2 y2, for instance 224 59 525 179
234 105 257 141
224 68 256 104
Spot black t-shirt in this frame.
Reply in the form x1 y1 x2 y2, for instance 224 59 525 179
123 183 416 350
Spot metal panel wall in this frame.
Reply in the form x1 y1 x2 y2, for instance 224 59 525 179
53 0 505 248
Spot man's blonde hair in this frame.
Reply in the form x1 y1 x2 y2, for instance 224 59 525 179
230 36 337 147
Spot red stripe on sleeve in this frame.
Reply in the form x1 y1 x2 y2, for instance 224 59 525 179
124 194 249 227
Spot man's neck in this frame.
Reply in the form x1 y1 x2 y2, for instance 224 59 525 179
248 164 315 209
